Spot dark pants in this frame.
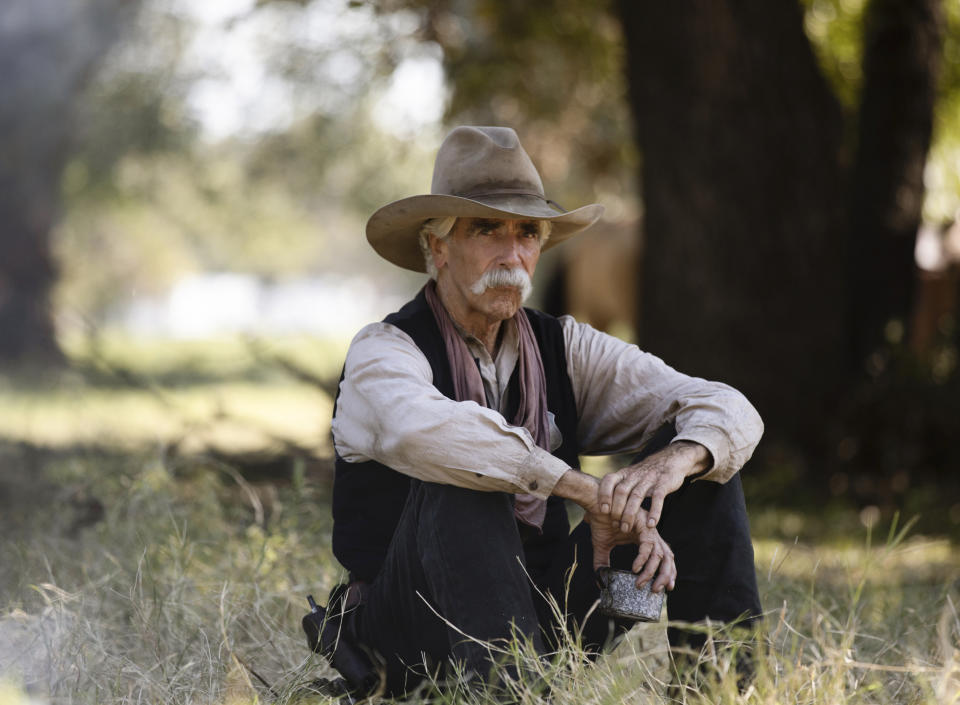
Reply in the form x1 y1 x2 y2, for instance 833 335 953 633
355 452 762 695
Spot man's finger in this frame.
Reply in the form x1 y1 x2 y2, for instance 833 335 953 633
661 547 677 591
634 548 662 587
631 539 654 575
645 489 667 528
597 471 623 514
631 510 652 536
620 484 651 534
652 552 673 592
611 475 641 522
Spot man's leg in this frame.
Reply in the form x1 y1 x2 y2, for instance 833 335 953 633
356 480 544 695
656 472 762 647
616 424 763 646
529 429 761 655
525 521 637 655
528 483 760 658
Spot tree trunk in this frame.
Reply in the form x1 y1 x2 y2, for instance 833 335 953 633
618 0 847 435
0 0 134 364
846 0 943 372
0 199 61 363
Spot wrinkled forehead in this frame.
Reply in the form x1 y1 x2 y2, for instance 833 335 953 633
457 217 542 234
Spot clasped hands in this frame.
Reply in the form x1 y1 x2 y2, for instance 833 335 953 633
575 441 711 593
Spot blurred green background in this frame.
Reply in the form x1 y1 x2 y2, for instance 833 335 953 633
1 1 960 702
2 0 959 529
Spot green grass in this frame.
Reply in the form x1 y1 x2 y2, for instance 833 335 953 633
0 339 958 704
0 334 343 455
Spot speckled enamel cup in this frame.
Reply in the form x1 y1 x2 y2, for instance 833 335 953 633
597 568 664 622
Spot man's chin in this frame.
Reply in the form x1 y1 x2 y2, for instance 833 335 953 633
473 290 523 319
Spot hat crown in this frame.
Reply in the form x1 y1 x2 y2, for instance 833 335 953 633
430 126 545 199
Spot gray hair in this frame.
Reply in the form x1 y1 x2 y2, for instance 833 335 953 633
417 217 553 280
418 217 457 279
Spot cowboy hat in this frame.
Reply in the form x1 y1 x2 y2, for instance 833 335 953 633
366 126 604 272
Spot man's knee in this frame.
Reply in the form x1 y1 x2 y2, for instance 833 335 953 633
413 483 530 598
416 482 517 529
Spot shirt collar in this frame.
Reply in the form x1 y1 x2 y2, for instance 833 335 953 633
455 316 520 411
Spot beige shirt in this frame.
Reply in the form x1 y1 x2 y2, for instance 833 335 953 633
332 315 764 501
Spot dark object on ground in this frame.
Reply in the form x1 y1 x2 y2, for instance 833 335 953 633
301 589 379 698
597 568 664 622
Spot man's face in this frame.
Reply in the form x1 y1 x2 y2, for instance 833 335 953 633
431 217 542 323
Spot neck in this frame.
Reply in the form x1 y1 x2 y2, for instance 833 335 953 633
434 277 505 354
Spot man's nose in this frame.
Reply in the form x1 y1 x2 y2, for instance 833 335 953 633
497 237 524 267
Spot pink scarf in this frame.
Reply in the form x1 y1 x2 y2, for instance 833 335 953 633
424 280 550 529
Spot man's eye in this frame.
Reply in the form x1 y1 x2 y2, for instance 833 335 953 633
521 229 538 239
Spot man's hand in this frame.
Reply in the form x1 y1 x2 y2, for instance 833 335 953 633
598 441 712 533
552 468 677 592
586 509 676 591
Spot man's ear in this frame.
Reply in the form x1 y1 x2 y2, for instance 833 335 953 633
429 233 449 272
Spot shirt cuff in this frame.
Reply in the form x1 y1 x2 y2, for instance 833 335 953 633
517 446 570 500
671 428 733 483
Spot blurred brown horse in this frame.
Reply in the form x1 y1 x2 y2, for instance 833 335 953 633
542 220 640 338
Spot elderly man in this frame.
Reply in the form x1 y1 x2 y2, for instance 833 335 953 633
321 126 763 696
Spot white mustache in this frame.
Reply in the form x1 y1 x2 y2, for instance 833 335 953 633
470 267 533 302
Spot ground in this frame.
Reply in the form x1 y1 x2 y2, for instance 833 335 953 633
0 336 957 704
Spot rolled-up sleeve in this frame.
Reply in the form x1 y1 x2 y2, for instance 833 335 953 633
561 317 763 482
331 322 570 499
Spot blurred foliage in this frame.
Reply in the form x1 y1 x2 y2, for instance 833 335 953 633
67 1 197 191
55 116 435 320
28 0 956 502
801 0 869 109
370 0 638 218
925 0 960 222
56 149 324 316
54 0 960 325
242 103 438 249
55 0 436 324
800 0 960 222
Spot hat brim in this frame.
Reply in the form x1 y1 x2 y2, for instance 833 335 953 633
366 193 605 273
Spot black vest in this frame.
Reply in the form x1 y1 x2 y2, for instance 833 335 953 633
331 289 581 582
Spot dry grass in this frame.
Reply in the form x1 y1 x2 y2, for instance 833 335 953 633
1 444 957 705
0 339 957 704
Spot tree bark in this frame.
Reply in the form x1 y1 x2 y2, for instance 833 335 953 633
618 0 847 435
0 0 134 364
846 0 943 371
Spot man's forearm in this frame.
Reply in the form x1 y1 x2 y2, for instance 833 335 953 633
552 469 600 510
